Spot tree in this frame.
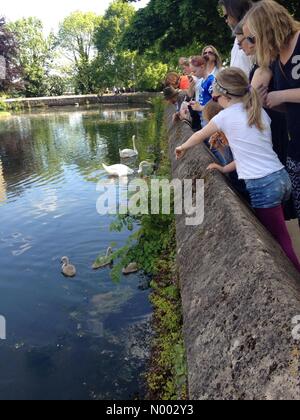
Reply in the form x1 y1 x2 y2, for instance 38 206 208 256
8 18 55 97
93 0 136 89
122 0 300 58
122 0 232 57
0 17 22 95
93 0 167 91
58 11 101 94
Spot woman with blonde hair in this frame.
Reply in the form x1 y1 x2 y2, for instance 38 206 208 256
176 67 300 272
202 45 223 76
245 0 300 225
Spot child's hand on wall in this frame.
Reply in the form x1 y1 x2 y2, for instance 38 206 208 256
175 146 186 160
207 163 224 173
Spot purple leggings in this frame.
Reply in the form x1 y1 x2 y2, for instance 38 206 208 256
255 206 300 273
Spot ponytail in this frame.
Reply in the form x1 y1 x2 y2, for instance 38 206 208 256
215 68 265 131
243 87 264 131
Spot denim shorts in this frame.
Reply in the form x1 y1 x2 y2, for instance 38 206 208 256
245 168 292 209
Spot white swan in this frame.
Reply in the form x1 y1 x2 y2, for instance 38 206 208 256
102 163 135 177
103 161 154 177
119 135 138 159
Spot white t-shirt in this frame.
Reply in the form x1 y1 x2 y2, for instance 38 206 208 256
212 103 284 180
231 39 252 78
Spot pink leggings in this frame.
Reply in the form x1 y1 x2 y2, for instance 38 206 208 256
255 206 300 273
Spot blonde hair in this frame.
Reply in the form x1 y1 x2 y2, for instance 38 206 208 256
215 67 264 131
245 0 300 68
202 45 223 69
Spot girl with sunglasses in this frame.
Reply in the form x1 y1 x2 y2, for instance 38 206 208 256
176 67 300 272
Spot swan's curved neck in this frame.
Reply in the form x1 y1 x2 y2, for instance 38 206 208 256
132 136 137 152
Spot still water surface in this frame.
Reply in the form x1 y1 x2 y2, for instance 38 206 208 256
0 105 161 400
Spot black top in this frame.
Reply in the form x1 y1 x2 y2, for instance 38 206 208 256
250 65 289 166
272 34 300 162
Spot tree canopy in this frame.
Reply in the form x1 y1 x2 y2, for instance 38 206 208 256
2 0 300 98
7 18 55 97
58 11 101 94
122 0 300 56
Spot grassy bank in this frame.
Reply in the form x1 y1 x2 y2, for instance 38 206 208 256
0 111 11 118
0 98 11 118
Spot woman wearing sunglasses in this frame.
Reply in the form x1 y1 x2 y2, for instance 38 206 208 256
239 20 295 220
202 46 223 77
245 0 300 226
175 67 300 272
218 0 253 76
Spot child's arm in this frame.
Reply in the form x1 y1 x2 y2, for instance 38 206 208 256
251 67 272 91
175 121 218 160
207 161 237 174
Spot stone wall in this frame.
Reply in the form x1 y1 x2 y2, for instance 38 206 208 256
166 105 300 400
4 93 160 110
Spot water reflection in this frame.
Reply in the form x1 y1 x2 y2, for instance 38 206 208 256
0 105 162 400
0 160 6 204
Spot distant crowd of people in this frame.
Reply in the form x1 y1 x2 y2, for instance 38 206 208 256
163 0 300 273
100 87 136 96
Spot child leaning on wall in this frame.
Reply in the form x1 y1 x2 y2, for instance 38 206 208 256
176 67 300 273
203 99 249 201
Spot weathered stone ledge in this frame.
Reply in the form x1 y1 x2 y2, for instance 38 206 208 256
167 105 300 400
4 92 160 110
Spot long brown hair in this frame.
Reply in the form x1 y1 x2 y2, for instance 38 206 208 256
245 0 300 68
215 68 265 131
202 45 223 69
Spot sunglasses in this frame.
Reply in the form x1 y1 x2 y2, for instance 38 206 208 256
204 51 215 56
246 35 256 45
223 14 228 20
237 38 246 48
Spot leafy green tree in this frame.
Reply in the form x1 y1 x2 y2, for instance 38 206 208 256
47 75 68 96
123 0 300 58
93 0 168 91
58 11 101 94
93 0 136 89
134 55 168 91
8 18 55 97
122 0 232 57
